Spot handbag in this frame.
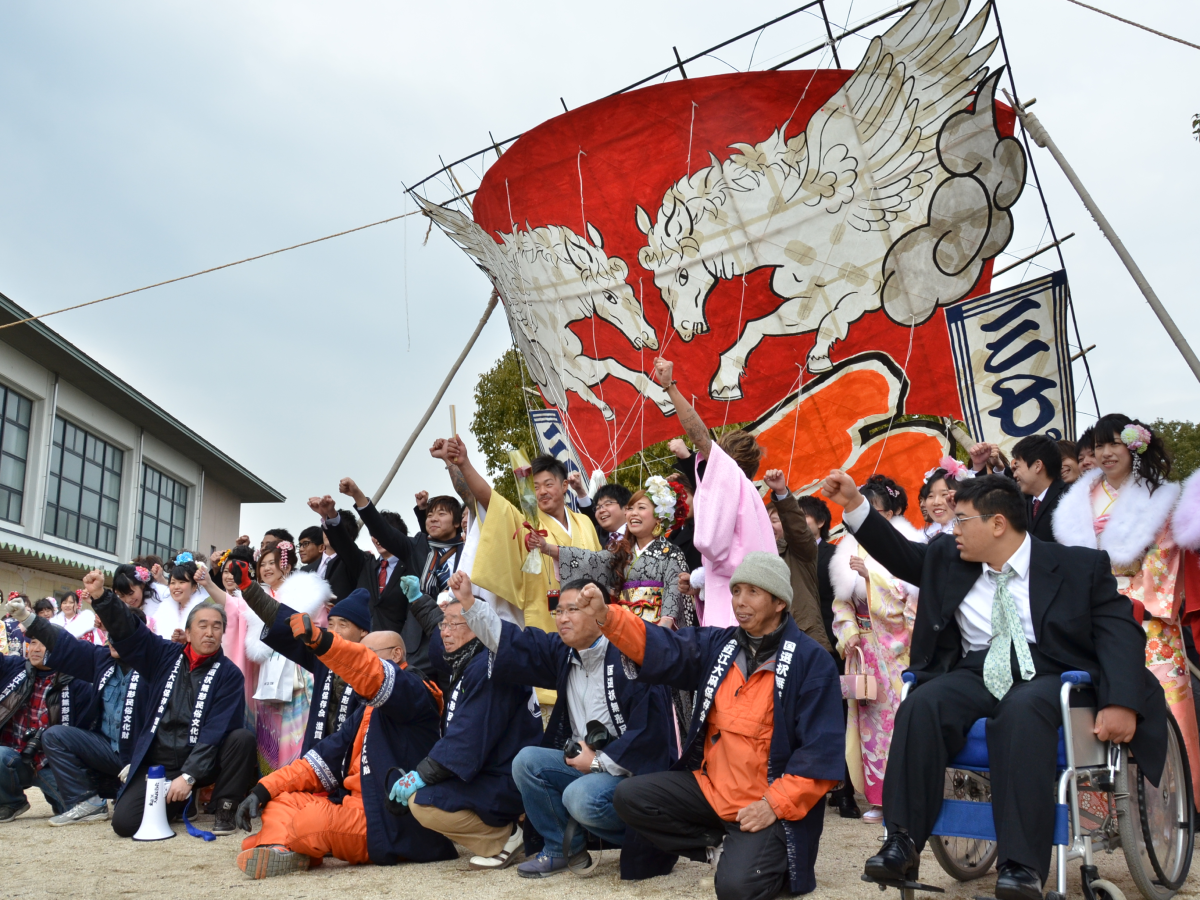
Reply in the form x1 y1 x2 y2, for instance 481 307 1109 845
840 646 877 701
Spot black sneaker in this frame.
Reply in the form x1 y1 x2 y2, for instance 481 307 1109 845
212 799 237 835
0 802 30 823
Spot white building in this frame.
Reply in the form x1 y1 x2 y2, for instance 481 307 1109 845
0 291 282 600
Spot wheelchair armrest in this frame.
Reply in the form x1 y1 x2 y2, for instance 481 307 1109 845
1061 671 1092 685
900 672 916 702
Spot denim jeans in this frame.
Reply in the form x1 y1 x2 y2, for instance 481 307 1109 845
0 746 64 814
42 725 123 807
511 746 626 857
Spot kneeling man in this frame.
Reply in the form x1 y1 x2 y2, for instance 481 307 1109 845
389 580 543 870
85 570 256 836
821 472 1166 900
235 615 457 877
456 573 676 880
581 552 844 900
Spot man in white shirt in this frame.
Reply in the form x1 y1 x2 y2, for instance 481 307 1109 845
821 471 1162 900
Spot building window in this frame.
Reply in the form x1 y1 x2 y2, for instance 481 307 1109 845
137 465 188 560
45 418 122 553
0 387 32 524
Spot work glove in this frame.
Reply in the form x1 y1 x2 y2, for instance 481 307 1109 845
289 613 334 655
387 770 425 807
227 560 253 592
5 599 30 625
236 784 271 832
399 575 422 603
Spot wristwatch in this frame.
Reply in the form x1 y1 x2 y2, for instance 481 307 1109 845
181 773 196 787
589 757 603 774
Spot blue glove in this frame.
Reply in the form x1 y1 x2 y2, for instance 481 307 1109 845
388 770 425 806
399 575 422 602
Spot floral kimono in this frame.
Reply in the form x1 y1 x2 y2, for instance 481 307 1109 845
1054 467 1200 800
559 536 697 728
830 517 923 806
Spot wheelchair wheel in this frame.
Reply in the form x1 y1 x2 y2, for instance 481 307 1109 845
929 769 998 881
1116 711 1195 900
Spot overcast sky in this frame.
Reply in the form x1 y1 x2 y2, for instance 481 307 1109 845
0 0 1196 546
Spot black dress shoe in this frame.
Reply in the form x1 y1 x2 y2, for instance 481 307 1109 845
994 861 1043 900
836 795 862 818
864 832 919 882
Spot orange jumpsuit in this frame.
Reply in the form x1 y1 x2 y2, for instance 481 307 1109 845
242 636 440 864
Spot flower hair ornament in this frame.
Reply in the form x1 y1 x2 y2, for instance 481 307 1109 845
644 476 678 526
174 551 194 566
134 566 152 584
75 589 88 602
667 479 690 532
274 541 296 573
1121 423 1152 455
924 456 974 483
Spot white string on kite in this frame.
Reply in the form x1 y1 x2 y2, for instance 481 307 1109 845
1061 0 1200 50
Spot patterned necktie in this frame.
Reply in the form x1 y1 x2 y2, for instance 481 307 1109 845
1032 498 1041 519
378 558 389 594
982 569 1036 700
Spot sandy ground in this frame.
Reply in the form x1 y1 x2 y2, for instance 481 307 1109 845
3 792 1197 900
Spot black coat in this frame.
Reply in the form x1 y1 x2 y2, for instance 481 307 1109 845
851 505 1168 784
816 540 838 661
1026 479 1067 543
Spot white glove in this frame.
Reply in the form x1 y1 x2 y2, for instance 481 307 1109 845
118 764 130 784
5 599 30 625
436 591 452 609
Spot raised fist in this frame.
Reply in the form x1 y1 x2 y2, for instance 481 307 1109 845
415 490 429 510
83 569 106 600
668 438 691 459
5 599 30 624
226 560 252 592
821 470 861 510
653 357 674 389
308 495 337 520
763 469 788 495
339 478 367 507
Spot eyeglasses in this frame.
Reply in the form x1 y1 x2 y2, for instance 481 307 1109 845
437 621 469 632
298 540 316 549
953 514 995 526
552 606 586 618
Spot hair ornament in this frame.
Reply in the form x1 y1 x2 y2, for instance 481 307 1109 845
1121 424 1152 456
134 566 152 583
643 475 678 525
174 551 194 565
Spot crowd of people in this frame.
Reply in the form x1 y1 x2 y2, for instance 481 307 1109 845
0 354 1197 900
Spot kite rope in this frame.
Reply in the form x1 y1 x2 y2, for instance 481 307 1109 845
870 314 917 478
1061 0 1200 50
720 273 748 431
785 363 806 484
0 210 423 332
686 101 699 176
403 191 411 351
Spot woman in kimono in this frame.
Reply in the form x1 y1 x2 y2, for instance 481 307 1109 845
831 474 922 824
534 476 697 724
921 459 970 540
1053 414 1200 799
245 542 314 775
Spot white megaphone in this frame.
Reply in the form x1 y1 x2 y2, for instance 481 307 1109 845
133 765 176 841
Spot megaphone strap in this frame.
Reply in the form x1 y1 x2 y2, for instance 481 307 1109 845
182 793 216 841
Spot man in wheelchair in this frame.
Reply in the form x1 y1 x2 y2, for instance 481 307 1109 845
822 473 1168 900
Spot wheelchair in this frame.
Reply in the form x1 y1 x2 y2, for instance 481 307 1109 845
871 671 1194 900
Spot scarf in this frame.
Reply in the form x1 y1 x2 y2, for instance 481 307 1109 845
182 644 218 671
735 618 786 677
443 637 483 688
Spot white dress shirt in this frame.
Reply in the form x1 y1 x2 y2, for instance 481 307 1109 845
316 552 335 580
843 503 1036 655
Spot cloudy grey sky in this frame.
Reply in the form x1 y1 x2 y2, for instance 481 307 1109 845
0 0 1196 545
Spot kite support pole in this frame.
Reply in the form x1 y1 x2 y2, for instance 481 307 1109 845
1004 90 1200 386
371 290 500 504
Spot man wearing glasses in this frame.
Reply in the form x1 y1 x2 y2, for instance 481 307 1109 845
384 584 543 870
821 471 1164 900
450 571 677 880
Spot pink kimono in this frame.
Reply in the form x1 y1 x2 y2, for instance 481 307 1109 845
692 444 778 627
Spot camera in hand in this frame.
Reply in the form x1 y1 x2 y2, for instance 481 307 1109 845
20 727 44 761
563 720 613 759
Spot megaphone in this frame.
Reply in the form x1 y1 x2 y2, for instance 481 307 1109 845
133 765 176 841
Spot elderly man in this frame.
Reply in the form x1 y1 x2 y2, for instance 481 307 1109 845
576 552 844 900
8 599 153 826
0 626 94 822
821 472 1165 900
235 618 456 877
387 575 543 870
83 569 256 837
226 561 368 754
454 572 676 880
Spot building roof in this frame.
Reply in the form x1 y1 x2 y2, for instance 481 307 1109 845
0 291 284 504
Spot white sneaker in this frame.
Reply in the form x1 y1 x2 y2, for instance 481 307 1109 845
49 796 108 827
469 823 524 870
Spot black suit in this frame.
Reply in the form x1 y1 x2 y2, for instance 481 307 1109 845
850 506 1166 879
330 502 446 693
1025 479 1066 543
816 541 838 656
